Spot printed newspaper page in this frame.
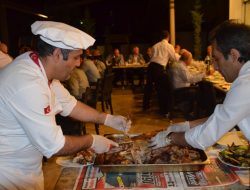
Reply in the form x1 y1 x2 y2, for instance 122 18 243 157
73 158 238 189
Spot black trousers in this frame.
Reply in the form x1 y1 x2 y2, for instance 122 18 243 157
143 62 170 114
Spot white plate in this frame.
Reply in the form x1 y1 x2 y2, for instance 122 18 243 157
216 131 248 147
56 156 93 168
217 153 250 170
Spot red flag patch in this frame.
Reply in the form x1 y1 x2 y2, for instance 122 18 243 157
44 105 51 114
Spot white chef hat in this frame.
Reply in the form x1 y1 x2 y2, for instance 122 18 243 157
31 21 95 50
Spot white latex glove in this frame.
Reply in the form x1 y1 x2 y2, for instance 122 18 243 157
104 114 132 133
90 134 119 154
149 121 190 149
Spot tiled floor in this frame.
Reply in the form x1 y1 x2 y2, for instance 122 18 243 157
43 87 185 189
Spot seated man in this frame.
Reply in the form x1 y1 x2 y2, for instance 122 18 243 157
0 42 13 69
65 66 90 100
127 46 146 87
81 52 101 83
174 44 181 60
170 50 205 117
144 47 152 63
92 49 106 77
106 48 125 66
171 50 205 89
106 48 125 86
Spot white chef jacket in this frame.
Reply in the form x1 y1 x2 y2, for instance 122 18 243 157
185 61 250 150
150 39 178 67
0 52 77 189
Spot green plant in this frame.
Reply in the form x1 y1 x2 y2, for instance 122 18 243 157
191 0 203 60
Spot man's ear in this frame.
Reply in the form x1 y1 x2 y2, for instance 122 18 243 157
230 48 240 63
52 48 61 62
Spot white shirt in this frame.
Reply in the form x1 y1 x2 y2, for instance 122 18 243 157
150 39 178 66
171 61 205 89
81 58 101 82
0 52 77 189
185 61 250 150
0 50 12 69
66 67 90 99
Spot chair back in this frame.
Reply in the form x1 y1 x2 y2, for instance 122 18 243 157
198 80 217 115
102 72 114 99
99 72 115 113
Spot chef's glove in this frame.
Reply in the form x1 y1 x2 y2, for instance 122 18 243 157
104 114 132 133
167 121 190 133
90 134 119 154
149 121 190 149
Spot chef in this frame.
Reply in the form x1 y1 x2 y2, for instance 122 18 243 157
150 21 250 150
0 21 131 190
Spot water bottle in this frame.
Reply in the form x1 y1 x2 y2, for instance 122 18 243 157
205 55 211 75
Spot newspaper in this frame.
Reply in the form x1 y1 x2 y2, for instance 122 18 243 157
73 158 239 190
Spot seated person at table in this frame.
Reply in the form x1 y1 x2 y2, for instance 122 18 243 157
85 47 93 59
92 49 106 77
150 21 250 151
170 50 205 115
106 48 125 66
80 52 101 83
144 47 152 63
127 46 146 65
171 51 205 88
19 45 32 55
65 64 90 100
204 45 212 61
106 48 125 86
127 46 146 87
59 65 90 135
171 50 205 89
174 44 181 60
0 42 13 69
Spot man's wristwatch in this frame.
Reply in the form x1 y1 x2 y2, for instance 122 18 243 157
165 132 173 144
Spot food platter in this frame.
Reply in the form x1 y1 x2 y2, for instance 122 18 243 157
56 150 95 168
63 133 210 172
56 156 91 168
217 143 250 170
217 154 250 170
94 133 210 172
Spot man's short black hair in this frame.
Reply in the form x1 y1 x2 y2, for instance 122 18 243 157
36 37 71 60
162 30 170 39
209 20 250 62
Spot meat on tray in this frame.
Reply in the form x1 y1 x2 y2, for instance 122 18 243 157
96 133 202 165
72 150 95 165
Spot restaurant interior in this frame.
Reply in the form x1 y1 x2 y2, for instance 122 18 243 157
0 0 250 189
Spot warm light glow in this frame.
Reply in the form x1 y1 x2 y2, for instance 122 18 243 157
37 13 48 19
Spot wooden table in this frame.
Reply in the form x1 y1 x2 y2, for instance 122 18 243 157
204 71 231 93
112 64 148 88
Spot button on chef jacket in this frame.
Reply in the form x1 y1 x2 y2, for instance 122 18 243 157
0 52 77 189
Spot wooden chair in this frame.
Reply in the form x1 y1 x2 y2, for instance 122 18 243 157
98 72 115 114
82 82 102 134
167 70 199 120
197 80 222 117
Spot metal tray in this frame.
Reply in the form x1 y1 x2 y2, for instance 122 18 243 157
95 134 210 172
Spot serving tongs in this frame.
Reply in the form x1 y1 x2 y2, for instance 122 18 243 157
107 141 134 154
107 114 134 154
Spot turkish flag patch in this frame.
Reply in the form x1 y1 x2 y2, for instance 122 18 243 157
44 105 51 114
